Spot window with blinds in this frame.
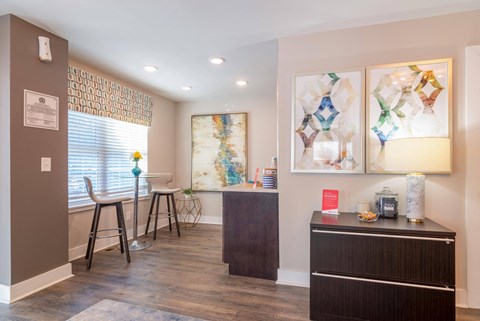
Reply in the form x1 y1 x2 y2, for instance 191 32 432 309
68 110 148 208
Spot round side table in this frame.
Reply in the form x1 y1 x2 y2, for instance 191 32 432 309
175 195 202 227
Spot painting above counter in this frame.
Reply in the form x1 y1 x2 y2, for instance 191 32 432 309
191 113 247 191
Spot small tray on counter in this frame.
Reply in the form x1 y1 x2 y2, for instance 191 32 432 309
357 212 379 223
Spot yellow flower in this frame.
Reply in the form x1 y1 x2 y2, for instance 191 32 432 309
132 151 143 161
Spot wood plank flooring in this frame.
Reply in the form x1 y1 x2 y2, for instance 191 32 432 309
0 224 478 321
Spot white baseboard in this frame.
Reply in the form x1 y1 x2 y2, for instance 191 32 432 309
457 288 468 308
68 237 120 262
69 217 222 261
276 268 309 288
69 222 167 261
0 284 9 304
69 215 223 261
0 263 73 304
198 215 222 225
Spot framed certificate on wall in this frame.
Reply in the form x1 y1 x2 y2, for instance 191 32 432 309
24 89 59 130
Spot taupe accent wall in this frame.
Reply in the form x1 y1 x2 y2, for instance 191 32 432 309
1 14 69 285
0 14 12 286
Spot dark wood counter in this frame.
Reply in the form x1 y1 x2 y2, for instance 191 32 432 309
222 189 279 280
310 211 455 237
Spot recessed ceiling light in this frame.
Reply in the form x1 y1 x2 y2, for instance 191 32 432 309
209 57 225 65
144 65 158 72
181 86 192 91
236 80 248 86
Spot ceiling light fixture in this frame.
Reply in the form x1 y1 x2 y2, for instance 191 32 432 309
181 86 192 91
144 65 158 72
209 57 225 65
236 80 248 86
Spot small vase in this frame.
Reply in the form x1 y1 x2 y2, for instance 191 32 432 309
184 194 192 199
132 161 142 177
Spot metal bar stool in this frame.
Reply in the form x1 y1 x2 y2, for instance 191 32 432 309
83 177 131 269
144 173 181 239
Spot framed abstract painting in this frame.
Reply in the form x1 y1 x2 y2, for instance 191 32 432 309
291 69 365 173
191 113 247 191
366 58 452 173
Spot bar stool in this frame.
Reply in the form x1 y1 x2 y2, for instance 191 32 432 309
83 177 131 270
144 173 181 239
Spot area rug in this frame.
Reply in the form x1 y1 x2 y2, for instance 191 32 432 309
68 299 205 321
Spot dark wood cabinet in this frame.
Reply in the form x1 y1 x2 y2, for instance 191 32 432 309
310 212 456 321
222 190 279 280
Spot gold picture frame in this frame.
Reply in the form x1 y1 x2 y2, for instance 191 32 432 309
366 58 452 174
291 69 365 173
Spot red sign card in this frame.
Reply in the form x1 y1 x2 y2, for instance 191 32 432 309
322 189 339 215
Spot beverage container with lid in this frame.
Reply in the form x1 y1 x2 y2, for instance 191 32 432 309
375 187 398 218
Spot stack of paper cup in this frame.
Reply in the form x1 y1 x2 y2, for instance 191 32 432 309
356 201 370 213
271 157 277 169
262 168 277 189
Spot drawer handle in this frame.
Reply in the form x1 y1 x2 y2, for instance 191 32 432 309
312 272 455 292
312 229 454 243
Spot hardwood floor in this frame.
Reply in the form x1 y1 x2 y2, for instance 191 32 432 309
0 224 478 321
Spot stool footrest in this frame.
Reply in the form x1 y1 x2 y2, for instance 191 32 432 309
90 228 124 239
149 212 176 217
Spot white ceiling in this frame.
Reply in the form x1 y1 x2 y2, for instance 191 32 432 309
1 0 480 103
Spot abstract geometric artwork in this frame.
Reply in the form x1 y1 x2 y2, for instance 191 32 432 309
191 113 247 191
366 59 452 173
291 70 365 173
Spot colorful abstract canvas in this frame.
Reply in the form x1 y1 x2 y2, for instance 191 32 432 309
191 113 247 191
292 70 365 173
366 59 452 173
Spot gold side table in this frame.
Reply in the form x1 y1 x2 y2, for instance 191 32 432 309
175 195 202 227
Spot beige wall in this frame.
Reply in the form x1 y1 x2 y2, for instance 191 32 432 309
148 95 177 174
465 45 480 308
67 60 177 258
175 97 277 221
6 7 478 307
277 10 480 305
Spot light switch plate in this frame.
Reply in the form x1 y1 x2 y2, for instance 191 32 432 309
41 157 51 172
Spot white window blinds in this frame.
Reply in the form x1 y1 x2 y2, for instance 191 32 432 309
68 110 148 208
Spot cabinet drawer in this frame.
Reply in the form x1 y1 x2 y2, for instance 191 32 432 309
310 273 455 321
310 229 455 286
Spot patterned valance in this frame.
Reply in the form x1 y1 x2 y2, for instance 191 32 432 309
67 65 153 126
